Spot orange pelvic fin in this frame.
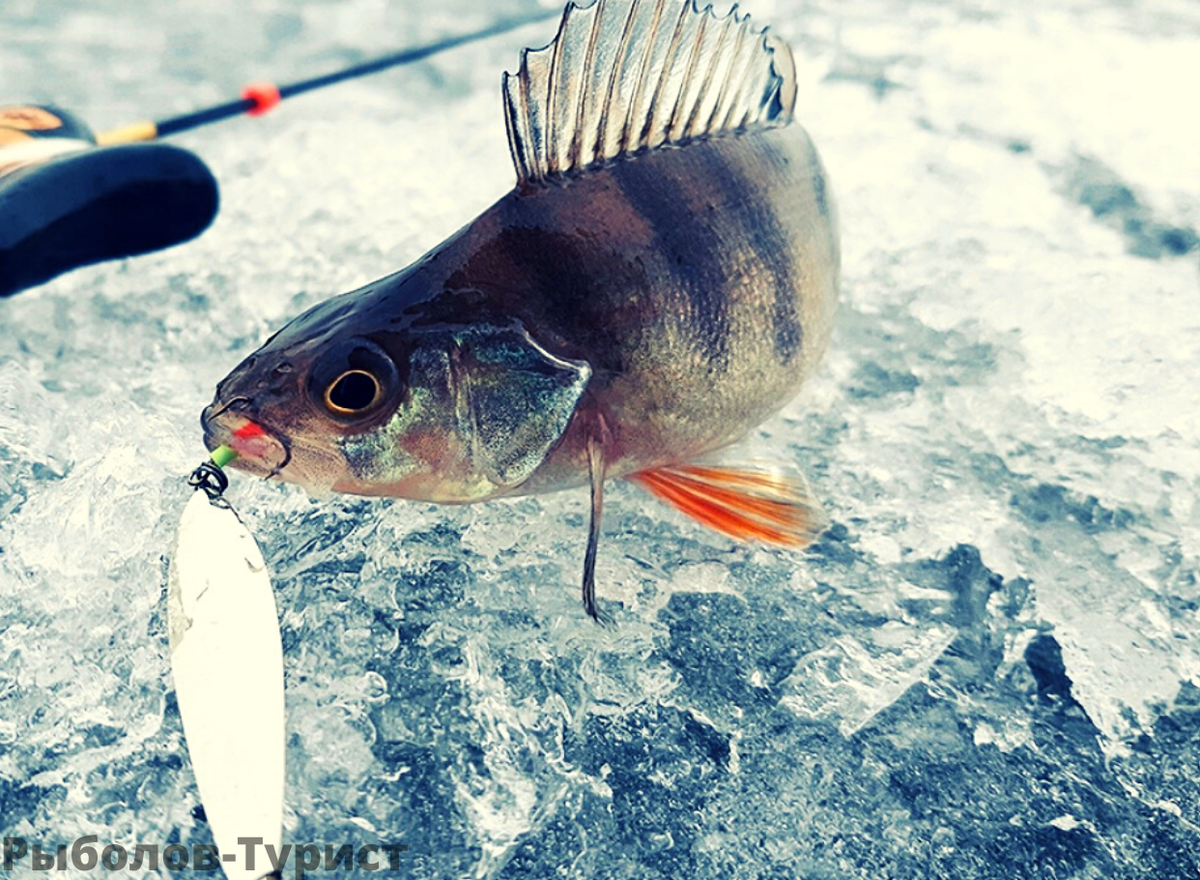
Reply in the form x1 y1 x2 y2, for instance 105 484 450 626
628 464 822 547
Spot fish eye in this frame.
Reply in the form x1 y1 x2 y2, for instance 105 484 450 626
325 370 380 414
307 337 400 422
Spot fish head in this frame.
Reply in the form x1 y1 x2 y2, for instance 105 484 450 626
203 289 592 502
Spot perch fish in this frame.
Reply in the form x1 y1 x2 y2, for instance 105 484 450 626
202 0 840 618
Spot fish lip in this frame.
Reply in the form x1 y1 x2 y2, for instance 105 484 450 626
204 395 248 423
201 398 291 479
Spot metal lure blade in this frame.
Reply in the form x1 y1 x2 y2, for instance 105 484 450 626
167 489 284 880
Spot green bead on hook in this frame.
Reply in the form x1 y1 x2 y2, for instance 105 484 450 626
210 444 238 469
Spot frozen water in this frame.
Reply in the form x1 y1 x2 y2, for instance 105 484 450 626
2 0 1199 877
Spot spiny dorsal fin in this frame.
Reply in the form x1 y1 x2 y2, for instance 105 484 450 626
503 0 797 186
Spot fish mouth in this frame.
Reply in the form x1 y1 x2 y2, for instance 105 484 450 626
201 398 291 480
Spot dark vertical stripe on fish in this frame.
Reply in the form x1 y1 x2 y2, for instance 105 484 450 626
805 136 834 226
707 140 803 364
805 140 840 273
613 155 732 367
452 210 639 374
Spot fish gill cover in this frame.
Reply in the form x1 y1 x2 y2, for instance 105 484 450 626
1 0 1198 878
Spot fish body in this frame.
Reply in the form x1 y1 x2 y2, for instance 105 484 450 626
203 0 840 616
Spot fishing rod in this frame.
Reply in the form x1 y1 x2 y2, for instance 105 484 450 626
96 9 559 145
0 7 559 298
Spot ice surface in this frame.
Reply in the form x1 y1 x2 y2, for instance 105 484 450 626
2 0 1199 877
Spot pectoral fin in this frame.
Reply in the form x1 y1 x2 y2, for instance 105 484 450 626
628 463 823 546
582 429 608 622
453 324 591 490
